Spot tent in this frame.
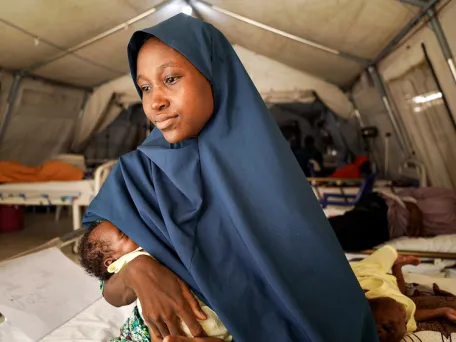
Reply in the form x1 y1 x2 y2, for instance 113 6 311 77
1 0 455 186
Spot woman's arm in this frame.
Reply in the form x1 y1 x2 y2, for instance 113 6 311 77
103 255 207 339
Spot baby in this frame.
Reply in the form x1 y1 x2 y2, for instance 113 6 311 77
79 220 232 342
351 245 456 342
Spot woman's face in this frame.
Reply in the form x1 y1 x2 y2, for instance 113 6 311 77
136 37 214 143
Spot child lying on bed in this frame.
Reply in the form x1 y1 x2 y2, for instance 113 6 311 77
352 245 456 342
79 220 232 342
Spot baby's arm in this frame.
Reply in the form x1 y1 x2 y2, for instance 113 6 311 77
391 255 421 295
103 270 137 307
415 308 456 322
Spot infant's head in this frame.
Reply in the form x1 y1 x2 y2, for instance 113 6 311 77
369 297 407 342
79 220 139 280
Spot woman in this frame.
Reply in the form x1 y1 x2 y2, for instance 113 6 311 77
83 14 377 342
329 188 456 251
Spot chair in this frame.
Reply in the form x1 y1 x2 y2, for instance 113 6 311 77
319 173 377 208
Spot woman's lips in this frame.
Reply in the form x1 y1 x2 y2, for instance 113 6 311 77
155 116 178 130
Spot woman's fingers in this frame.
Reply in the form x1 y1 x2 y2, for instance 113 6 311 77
151 333 164 342
167 316 185 335
179 308 207 337
178 279 207 320
155 320 171 337
164 337 223 342
146 322 164 339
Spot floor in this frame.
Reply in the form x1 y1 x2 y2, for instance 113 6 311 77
0 208 79 263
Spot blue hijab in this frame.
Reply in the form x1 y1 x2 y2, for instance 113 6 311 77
84 14 377 342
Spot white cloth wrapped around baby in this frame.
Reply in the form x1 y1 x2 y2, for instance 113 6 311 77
108 247 232 341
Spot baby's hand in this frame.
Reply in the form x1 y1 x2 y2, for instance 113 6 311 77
442 308 456 323
394 255 421 267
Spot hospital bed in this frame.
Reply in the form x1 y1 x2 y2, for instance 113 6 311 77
1 229 456 342
324 208 456 262
0 159 117 232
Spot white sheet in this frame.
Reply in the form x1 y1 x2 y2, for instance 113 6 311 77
386 235 456 254
0 248 101 341
0 299 134 342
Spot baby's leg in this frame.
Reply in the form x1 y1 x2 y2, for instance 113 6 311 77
412 296 456 310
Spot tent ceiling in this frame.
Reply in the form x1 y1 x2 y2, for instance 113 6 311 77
0 0 422 88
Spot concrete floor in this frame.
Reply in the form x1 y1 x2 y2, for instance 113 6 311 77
0 209 79 263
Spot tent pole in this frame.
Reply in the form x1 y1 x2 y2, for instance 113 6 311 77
427 7 456 83
0 74 22 144
374 0 440 63
23 0 172 72
368 67 410 155
400 0 456 83
195 0 370 65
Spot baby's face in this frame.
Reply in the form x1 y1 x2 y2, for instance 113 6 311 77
90 221 139 264
371 297 407 342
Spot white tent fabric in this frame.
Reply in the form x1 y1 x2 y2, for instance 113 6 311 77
74 45 355 151
71 75 138 151
379 0 456 122
0 0 421 88
0 71 14 123
352 1 456 186
0 77 85 165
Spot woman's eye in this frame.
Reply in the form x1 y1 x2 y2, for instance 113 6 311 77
140 85 151 93
165 76 180 85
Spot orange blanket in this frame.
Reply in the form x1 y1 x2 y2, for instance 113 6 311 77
0 160 84 183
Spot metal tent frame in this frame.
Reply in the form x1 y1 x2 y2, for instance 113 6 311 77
1 0 454 159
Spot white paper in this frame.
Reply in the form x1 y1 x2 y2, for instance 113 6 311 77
0 247 101 341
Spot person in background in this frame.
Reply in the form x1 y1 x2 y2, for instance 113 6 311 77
298 135 323 176
329 187 456 251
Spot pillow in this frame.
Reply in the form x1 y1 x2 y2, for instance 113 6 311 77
403 331 456 341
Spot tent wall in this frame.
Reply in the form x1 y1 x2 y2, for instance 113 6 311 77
352 1 456 185
0 76 85 165
0 71 14 126
83 104 148 161
379 0 456 119
352 74 406 179
233 45 354 119
77 45 356 153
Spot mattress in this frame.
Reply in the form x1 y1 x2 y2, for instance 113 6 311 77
384 234 456 254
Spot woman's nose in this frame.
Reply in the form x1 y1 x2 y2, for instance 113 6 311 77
151 92 170 112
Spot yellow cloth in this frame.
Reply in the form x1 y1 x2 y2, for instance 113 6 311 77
108 248 232 341
350 245 417 332
0 160 83 183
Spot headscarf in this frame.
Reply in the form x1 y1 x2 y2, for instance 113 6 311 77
83 14 377 342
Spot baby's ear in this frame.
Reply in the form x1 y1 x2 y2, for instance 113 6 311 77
104 257 116 268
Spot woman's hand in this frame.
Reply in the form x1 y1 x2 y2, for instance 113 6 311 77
124 255 207 339
163 337 224 342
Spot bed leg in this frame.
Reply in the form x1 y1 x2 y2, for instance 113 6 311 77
72 204 81 254
55 206 62 222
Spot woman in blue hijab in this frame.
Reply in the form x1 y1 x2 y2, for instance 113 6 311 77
83 14 377 342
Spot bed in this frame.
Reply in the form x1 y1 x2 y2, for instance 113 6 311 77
0 159 117 232
323 206 456 260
